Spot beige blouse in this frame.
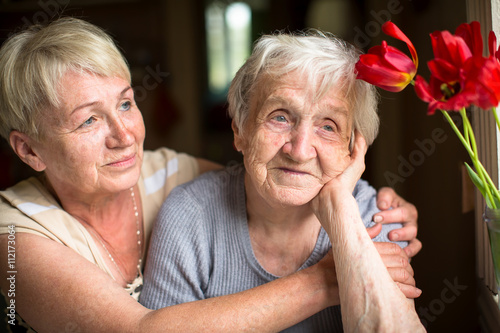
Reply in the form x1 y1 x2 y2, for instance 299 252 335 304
0 148 199 300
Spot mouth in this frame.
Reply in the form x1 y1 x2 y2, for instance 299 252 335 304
278 167 313 177
107 153 136 168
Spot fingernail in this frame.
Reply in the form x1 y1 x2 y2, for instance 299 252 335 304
416 288 422 296
374 215 383 223
391 233 400 241
380 201 388 209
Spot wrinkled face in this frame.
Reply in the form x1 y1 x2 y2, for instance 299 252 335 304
234 71 353 207
31 71 145 197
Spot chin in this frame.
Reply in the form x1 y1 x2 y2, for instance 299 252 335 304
270 188 319 207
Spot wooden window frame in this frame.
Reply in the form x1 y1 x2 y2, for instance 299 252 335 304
468 0 500 329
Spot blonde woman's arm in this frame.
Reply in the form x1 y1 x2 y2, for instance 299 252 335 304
0 233 336 333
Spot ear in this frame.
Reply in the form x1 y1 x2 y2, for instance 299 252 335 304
9 131 47 172
231 120 245 154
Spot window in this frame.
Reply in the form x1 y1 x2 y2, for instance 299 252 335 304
469 0 500 328
205 1 252 94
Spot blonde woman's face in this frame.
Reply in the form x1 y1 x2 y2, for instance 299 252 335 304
234 71 353 207
32 71 145 197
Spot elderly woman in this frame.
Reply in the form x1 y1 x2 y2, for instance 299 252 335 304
0 18 419 332
140 30 424 331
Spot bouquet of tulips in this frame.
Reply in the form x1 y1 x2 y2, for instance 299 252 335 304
355 21 500 209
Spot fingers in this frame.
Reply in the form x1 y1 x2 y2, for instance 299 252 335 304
374 242 421 298
375 187 399 211
387 224 418 243
395 282 422 299
373 202 418 225
339 131 367 187
372 187 421 257
351 130 368 158
374 187 418 224
404 238 423 258
374 242 412 274
366 223 382 239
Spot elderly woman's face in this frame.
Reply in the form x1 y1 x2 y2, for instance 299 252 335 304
31 71 145 196
235 70 353 207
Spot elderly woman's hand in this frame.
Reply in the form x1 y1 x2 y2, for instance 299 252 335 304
311 131 367 227
317 130 368 198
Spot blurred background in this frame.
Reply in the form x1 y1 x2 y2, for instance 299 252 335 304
0 0 496 331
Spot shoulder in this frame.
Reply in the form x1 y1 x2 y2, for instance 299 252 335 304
353 179 378 225
169 163 244 204
141 148 200 190
353 178 377 201
0 177 60 239
154 164 245 235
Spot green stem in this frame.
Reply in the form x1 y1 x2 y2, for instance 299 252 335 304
493 107 500 135
460 108 495 207
441 110 474 156
442 109 497 208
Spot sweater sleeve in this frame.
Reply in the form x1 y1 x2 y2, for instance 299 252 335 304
140 186 212 309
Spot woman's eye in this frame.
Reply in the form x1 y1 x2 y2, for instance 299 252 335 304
80 116 96 128
322 124 334 132
273 115 287 122
120 101 132 111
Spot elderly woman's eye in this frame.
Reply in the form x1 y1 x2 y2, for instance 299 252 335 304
120 101 132 111
322 124 334 132
274 115 287 122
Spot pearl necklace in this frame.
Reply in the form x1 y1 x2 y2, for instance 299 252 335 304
90 187 142 283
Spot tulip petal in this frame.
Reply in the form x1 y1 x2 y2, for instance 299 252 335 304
431 31 472 68
383 46 417 74
356 56 412 92
455 21 483 56
427 59 460 83
414 75 434 103
382 21 418 69
489 30 499 58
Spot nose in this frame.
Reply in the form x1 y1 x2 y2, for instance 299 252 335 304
282 124 317 162
106 116 135 148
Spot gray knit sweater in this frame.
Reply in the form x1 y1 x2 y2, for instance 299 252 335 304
140 164 406 332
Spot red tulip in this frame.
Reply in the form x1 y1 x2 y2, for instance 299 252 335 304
355 21 417 92
414 25 480 114
414 74 471 115
462 56 500 110
427 30 472 84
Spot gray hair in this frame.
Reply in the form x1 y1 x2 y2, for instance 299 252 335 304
227 29 379 145
0 17 131 141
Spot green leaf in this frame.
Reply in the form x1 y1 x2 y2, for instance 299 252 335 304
465 162 500 209
465 162 490 205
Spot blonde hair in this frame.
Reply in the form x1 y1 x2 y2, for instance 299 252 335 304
0 17 131 140
227 29 379 145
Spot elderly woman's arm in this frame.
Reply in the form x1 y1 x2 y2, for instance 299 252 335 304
312 133 425 332
0 233 336 332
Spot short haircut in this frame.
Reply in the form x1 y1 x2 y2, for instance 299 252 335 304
227 29 379 146
0 17 131 141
